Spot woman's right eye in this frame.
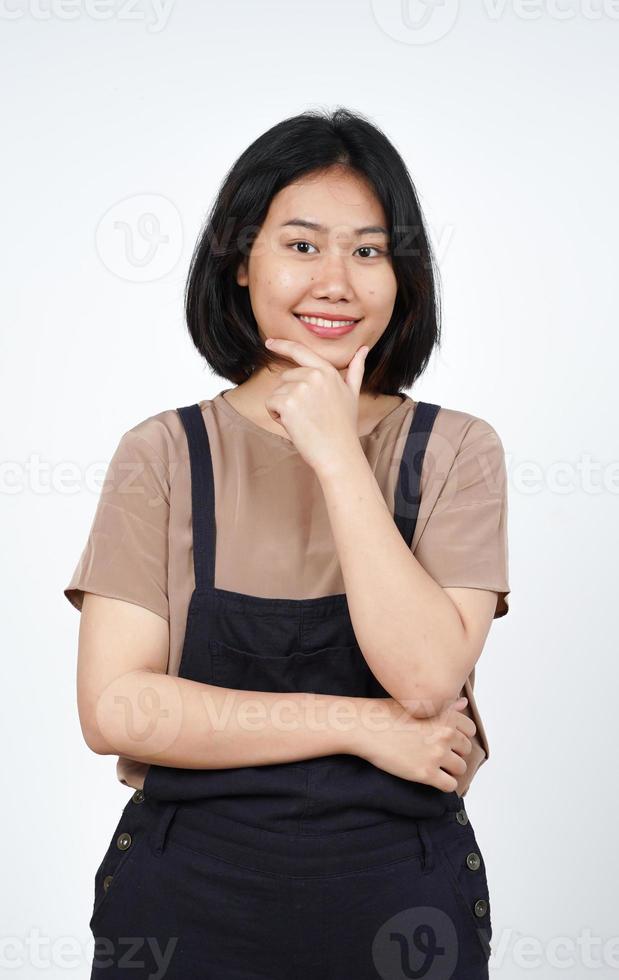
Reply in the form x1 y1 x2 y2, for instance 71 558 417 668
288 241 318 255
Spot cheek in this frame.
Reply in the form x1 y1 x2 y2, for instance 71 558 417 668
251 244 294 287
362 273 398 311
249 253 283 291
249 280 298 323
255 266 306 309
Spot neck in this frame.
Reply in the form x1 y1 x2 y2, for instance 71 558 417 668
223 368 403 437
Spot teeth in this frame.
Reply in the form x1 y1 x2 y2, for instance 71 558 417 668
297 315 357 328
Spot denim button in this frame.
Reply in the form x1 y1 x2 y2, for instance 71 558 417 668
116 832 132 851
132 789 145 804
103 875 114 892
466 851 481 871
474 898 488 917
456 807 468 825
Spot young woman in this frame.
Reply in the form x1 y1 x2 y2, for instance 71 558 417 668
65 107 510 979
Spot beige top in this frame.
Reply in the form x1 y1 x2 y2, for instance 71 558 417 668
64 389 510 796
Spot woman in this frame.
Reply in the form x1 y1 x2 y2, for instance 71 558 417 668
65 107 510 979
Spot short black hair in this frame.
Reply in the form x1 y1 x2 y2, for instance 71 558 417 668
185 106 442 395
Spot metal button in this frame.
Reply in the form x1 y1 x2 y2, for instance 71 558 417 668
103 875 114 892
132 789 145 805
474 898 488 917
456 807 469 825
116 831 132 851
466 851 481 871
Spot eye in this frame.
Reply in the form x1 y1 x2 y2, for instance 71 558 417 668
289 241 318 255
288 241 387 258
355 245 386 258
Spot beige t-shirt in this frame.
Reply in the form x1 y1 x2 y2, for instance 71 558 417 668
64 389 510 797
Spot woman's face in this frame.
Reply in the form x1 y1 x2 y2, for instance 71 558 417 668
236 167 398 373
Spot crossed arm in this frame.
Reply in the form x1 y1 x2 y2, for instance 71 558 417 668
76 453 495 769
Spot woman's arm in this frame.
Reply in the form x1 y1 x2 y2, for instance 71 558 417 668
315 444 497 715
77 593 354 767
76 593 475 792
260 339 507 720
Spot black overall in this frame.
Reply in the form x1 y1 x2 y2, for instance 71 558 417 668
88 402 493 979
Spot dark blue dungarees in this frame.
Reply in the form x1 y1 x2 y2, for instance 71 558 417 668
88 401 493 979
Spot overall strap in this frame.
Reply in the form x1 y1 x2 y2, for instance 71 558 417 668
393 401 441 549
177 403 216 590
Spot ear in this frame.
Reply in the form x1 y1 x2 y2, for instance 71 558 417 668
236 258 248 287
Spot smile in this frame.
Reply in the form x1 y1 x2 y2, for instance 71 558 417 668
294 313 359 337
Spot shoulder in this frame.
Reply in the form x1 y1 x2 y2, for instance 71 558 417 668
415 404 507 517
105 404 201 496
115 397 216 457
431 405 506 458
426 405 507 485
120 406 185 457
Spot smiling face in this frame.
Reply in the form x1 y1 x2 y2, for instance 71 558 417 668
235 166 398 374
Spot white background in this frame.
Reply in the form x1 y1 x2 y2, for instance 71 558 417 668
2 1 617 976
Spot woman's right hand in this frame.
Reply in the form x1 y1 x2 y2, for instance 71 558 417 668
352 695 476 794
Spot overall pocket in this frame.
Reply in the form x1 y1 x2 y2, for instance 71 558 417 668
208 638 388 698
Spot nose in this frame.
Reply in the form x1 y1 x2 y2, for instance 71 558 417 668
309 250 356 304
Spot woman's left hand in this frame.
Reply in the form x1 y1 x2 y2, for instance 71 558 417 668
263 338 370 474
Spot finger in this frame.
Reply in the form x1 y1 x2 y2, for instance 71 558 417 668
456 713 477 738
453 730 473 756
264 391 289 425
264 337 331 369
445 750 468 776
345 346 369 397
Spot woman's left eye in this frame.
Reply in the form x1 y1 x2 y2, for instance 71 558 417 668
355 245 384 258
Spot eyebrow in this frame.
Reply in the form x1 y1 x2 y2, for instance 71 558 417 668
279 218 389 237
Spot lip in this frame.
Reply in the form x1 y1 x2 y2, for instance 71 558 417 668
293 312 361 339
293 312 361 322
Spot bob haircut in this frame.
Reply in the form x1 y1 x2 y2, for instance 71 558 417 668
185 106 442 395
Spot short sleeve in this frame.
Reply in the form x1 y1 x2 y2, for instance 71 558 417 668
63 427 170 622
414 420 510 619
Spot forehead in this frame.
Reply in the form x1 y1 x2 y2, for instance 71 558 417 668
264 170 387 232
